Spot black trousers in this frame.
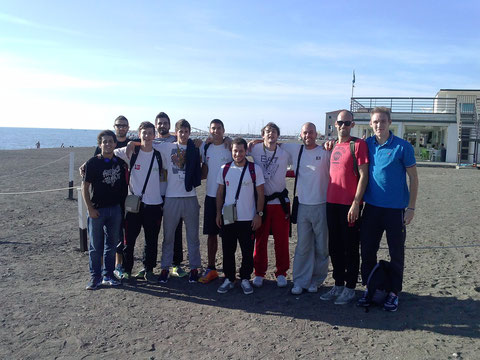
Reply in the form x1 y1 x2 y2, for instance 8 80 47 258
360 203 406 294
221 221 254 282
124 204 163 273
172 219 183 266
326 202 361 289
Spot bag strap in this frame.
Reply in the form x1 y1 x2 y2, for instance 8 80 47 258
129 149 156 199
234 161 249 203
293 145 304 198
349 137 359 177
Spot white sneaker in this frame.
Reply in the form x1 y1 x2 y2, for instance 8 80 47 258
307 283 318 293
241 279 253 295
217 278 234 294
276 275 287 288
252 276 264 288
334 287 356 305
291 285 303 295
320 285 344 301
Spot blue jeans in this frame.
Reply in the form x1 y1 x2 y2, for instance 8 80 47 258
88 205 122 279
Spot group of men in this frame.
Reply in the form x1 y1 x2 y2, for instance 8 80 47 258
82 106 418 312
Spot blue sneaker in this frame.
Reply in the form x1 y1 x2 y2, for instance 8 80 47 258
383 293 399 312
85 277 102 290
102 276 121 286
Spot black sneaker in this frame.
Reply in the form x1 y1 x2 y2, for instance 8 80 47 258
189 269 199 283
85 277 102 290
356 290 371 307
158 269 169 283
383 293 399 312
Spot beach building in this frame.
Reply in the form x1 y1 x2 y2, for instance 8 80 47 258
326 89 480 166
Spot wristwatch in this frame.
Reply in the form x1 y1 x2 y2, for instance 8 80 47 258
256 211 264 216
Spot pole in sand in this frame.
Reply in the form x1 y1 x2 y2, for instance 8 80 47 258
68 152 74 200
77 187 88 252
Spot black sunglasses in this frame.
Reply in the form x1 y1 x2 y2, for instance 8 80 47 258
336 121 352 127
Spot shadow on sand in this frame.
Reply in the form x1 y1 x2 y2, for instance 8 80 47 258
116 276 479 339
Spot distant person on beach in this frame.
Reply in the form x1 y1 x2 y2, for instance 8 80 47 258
320 111 369 305
36 141 40 149
153 119 202 283
82 130 127 290
153 112 186 279
216 138 265 294
198 119 233 284
115 121 164 283
249 122 290 288
281 123 330 295
356 107 418 312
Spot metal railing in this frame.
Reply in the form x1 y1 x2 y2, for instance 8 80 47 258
350 97 457 114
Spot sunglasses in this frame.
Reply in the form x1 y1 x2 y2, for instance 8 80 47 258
336 121 352 127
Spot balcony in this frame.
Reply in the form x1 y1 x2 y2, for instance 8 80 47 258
350 97 457 114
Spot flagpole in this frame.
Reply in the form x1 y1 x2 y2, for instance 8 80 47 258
351 70 355 99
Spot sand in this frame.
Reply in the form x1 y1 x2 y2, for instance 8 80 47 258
0 147 479 360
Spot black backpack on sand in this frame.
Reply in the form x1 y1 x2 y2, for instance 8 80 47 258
366 260 392 306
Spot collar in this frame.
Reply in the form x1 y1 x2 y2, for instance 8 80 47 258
374 131 394 147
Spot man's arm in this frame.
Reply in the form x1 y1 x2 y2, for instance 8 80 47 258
81 180 99 219
347 163 368 223
216 184 225 228
251 184 264 231
404 165 419 225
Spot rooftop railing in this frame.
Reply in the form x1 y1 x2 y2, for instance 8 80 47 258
350 97 457 114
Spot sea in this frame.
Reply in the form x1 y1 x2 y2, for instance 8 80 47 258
0 127 103 150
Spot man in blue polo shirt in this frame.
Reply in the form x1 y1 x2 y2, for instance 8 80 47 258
357 107 418 312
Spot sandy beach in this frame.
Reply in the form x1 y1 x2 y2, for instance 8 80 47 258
0 147 479 359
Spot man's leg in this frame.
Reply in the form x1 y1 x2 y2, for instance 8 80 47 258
123 210 142 274
183 197 201 270
115 206 126 269
203 196 219 269
327 203 345 287
161 198 182 269
253 204 273 277
345 207 361 290
292 204 314 289
141 204 163 272
172 219 183 266
360 204 385 285
270 204 290 278
311 203 329 286
87 211 106 281
237 221 255 280
221 223 238 282
103 205 122 278
385 208 406 294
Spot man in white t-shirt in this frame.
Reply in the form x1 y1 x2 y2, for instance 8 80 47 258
198 119 233 283
249 122 291 288
216 138 265 294
154 119 203 283
281 123 330 295
153 112 186 278
114 121 163 283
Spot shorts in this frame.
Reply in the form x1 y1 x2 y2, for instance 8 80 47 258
203 195 220 235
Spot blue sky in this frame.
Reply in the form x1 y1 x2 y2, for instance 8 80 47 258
0 1 479 135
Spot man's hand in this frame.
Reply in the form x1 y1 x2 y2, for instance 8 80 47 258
404 208 415 225
347 202 360 224
223 136 232 150
251 214 262 231
79 162 86 177
247 139 262 152
216 213 222 228
323 140 335 151
193 138 203 148
87 207 100 219
126 141 139 159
